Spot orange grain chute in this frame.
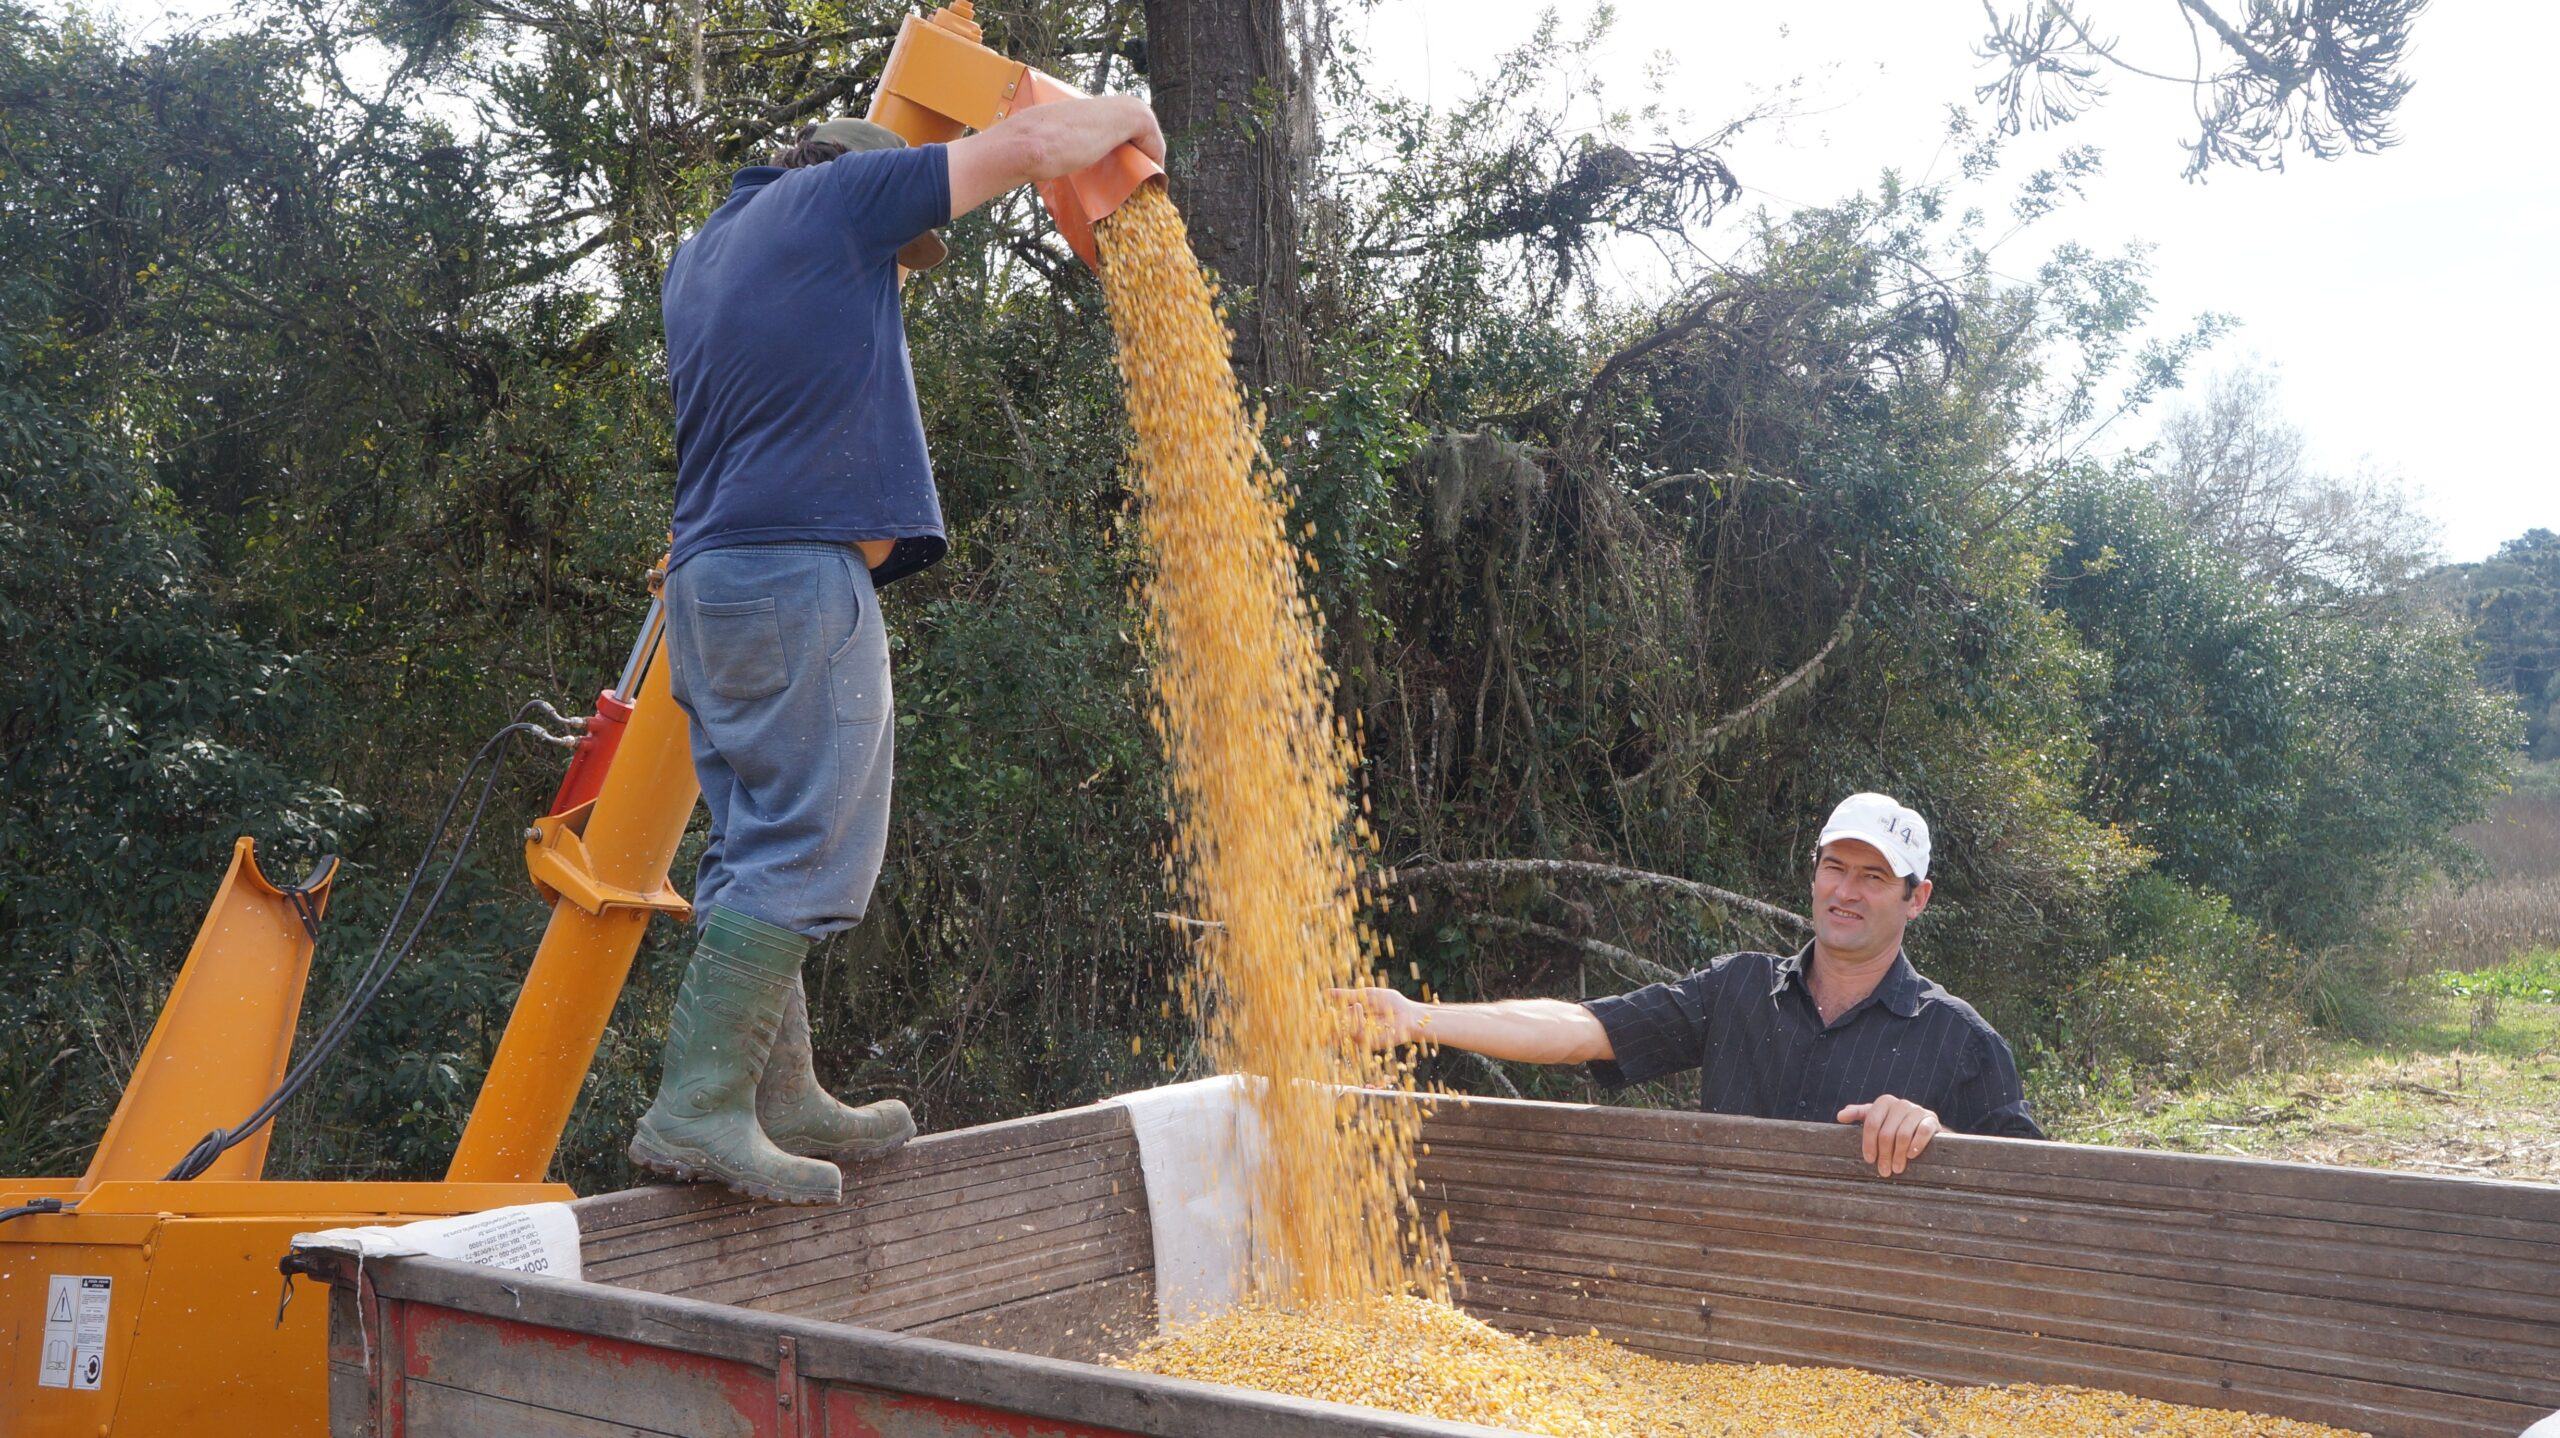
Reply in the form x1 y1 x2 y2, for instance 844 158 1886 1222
79 838 333 1188
866 1 1161 270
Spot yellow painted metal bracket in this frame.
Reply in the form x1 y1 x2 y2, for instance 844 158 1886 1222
447 606 703 1184
525 801 692 919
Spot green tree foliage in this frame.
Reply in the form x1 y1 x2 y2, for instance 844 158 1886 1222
0 0 2522 1181
1977 0 2425 179
0 9 364 1168
2449 529 2560 759
2051 478 2517 952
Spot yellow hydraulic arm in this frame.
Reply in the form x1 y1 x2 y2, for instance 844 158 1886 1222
446 594 698 1182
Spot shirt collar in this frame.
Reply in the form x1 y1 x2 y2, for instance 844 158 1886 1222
1773 943 1927 1020
730 165 784 195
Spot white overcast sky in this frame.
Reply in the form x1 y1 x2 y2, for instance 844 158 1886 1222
1355 0 2558 563
98 0 2557 561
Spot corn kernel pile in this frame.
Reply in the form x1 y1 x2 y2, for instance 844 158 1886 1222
1094 184 1448 1306
1118 1296 2372 1438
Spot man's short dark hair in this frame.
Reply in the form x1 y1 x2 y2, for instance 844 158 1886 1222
772 127 848 169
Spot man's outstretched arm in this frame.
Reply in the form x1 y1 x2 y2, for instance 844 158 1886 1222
1333 987 1614 1065
945 95 1164 219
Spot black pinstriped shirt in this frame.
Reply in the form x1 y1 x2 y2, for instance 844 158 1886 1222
1582 945 2046 1139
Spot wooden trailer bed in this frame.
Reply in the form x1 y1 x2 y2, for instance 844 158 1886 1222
303 1093 2560 1438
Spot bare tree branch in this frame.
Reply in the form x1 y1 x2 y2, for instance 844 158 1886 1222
1975 0 2423 178
1699 580 1863 753
1459 1049 1524 1098
1390 858 1810 932
1459 912 1682 985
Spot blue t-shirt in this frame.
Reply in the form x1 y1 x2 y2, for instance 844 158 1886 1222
663 146 953 583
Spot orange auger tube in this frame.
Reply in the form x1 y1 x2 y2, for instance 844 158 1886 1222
867 1 1162 269
445 607 697 1184
79 838 335 1187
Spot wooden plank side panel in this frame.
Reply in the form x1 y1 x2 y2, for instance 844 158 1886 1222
1420 1147 2560 1323
642 1174 1148 1308
582 1133 1144 1276
580 1128 1143 1282
910 1272 1160 1365
1435 1199 2560 1391
1416 1101 2560 1438
569 1101 1160 1376
576 1107 1132 1233
1409 1094 2560 1231
819 1384 1149 1438
1455 1271 2541 1438
1456 1261 2554 1426
328 1360 372 1438
814 1246 1153 1336
347 1259 1536 1438
1420 1119 2560 1280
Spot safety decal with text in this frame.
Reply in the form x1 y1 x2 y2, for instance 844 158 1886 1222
37 1274 111 1391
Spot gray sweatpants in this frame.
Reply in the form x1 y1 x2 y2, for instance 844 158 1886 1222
663 542 894 938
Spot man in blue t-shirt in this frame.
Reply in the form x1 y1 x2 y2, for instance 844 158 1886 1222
632 98 1164 1204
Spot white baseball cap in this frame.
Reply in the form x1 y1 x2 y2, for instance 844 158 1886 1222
1818 793 1930 881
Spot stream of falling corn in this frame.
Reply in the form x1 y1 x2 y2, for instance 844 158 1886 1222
1095 183 1450 1307
1119 1297 2372 1438
1088 185 2361 1438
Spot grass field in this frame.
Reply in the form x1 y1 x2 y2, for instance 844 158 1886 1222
2046 949 2560 1184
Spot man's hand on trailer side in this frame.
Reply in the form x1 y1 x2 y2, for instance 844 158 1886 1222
1837 1094 1942 1178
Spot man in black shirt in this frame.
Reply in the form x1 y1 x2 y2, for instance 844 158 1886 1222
1341 794 2045 1177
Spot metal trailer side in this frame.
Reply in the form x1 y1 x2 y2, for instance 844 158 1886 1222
301 1096 2560 1438
300 1250 1521 1438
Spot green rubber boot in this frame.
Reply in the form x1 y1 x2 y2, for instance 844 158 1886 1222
758 977 916 1163
628 907 842 1205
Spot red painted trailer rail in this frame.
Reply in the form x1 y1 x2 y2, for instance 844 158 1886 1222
297 1248 1520 1438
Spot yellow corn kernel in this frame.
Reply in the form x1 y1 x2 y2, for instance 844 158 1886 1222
1117 1296 2371 1438
1095 186 1447 1306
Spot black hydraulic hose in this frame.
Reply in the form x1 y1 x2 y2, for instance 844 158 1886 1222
159 708 569 1182
0 1197 71 1225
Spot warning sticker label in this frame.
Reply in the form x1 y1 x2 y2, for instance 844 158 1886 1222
37 1275 111 1391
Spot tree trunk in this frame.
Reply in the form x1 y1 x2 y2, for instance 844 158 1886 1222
1139 0 1303 393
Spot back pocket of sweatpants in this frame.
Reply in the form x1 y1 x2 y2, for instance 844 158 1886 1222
692 596 788 700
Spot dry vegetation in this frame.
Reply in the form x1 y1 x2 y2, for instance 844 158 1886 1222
2400 781 2560 972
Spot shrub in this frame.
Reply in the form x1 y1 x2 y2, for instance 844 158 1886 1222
2053 874 2307 1084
